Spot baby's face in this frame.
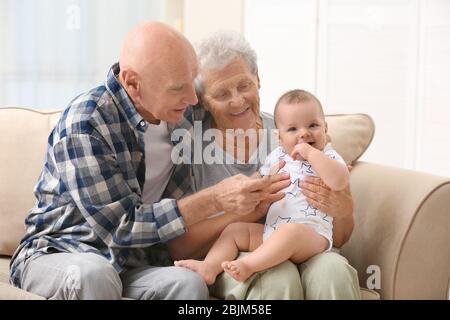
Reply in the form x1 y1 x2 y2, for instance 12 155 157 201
275 100 328 156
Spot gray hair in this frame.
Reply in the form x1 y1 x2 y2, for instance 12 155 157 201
194 30 258 96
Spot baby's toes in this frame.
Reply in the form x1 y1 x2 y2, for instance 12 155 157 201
221 261 231 270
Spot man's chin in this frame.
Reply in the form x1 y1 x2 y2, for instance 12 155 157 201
165 113 184 124
170 109 188 122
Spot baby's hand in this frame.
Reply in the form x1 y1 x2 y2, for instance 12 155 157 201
290 143 313 161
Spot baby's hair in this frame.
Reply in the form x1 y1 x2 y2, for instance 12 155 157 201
274 89 324 126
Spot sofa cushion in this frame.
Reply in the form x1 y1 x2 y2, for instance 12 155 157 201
325 113 375 165
0 256 10 284
0 108 61 256
0 282 46 299
360 288 380 300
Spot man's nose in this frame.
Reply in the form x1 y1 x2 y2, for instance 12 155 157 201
185 84 198 105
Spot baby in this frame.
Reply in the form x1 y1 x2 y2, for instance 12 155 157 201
175 89 349 284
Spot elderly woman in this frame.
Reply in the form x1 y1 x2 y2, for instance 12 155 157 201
165 31 360 299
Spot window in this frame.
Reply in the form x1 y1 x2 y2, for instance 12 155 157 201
0 0 168 109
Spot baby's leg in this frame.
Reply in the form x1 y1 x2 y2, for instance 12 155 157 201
175 222 263 285
223 223 328 282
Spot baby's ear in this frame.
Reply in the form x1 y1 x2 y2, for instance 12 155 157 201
324 121 331 143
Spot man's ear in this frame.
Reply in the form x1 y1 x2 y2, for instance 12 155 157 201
120 69 140 101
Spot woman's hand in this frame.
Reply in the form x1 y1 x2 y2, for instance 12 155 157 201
299 167 354 247
300 176 353 219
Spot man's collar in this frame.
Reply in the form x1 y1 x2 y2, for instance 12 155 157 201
166 103 206 134
105 63 148 132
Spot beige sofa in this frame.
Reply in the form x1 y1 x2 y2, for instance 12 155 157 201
0 107 449 300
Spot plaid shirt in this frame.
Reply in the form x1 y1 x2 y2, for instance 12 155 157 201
10 63 196 286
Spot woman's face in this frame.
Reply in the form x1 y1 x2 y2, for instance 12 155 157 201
201 57 260 131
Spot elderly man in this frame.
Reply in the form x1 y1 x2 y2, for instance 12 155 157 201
9 22 275 300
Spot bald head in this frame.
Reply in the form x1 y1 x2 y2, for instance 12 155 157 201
119 21 195 74
117 21 198 124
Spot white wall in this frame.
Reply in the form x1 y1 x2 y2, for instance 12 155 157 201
183 0 244 43
244 0 317 113
418 0 450 177
242 0 450 177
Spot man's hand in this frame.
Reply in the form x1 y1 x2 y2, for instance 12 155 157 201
213 174 272 216
237 160 291 222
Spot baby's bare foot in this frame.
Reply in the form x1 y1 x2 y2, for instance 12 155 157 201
174 259 218 285
221 260 253 282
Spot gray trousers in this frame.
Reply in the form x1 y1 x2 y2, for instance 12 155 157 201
18 252 209 300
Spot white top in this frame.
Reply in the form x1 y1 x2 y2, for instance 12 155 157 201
141 121 175 205
259 143 345 247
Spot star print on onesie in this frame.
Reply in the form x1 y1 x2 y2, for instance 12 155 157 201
300 162 314 174
259 144 346 250
268 216 292 230
285 177 301 199
301 204 318 217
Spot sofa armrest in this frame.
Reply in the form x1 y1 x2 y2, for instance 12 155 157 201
0 282 45 300
341 161 450 299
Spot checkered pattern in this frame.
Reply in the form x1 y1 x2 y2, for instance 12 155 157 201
10 63 190 286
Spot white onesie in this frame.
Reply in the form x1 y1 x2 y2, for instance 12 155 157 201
259 143 346 251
